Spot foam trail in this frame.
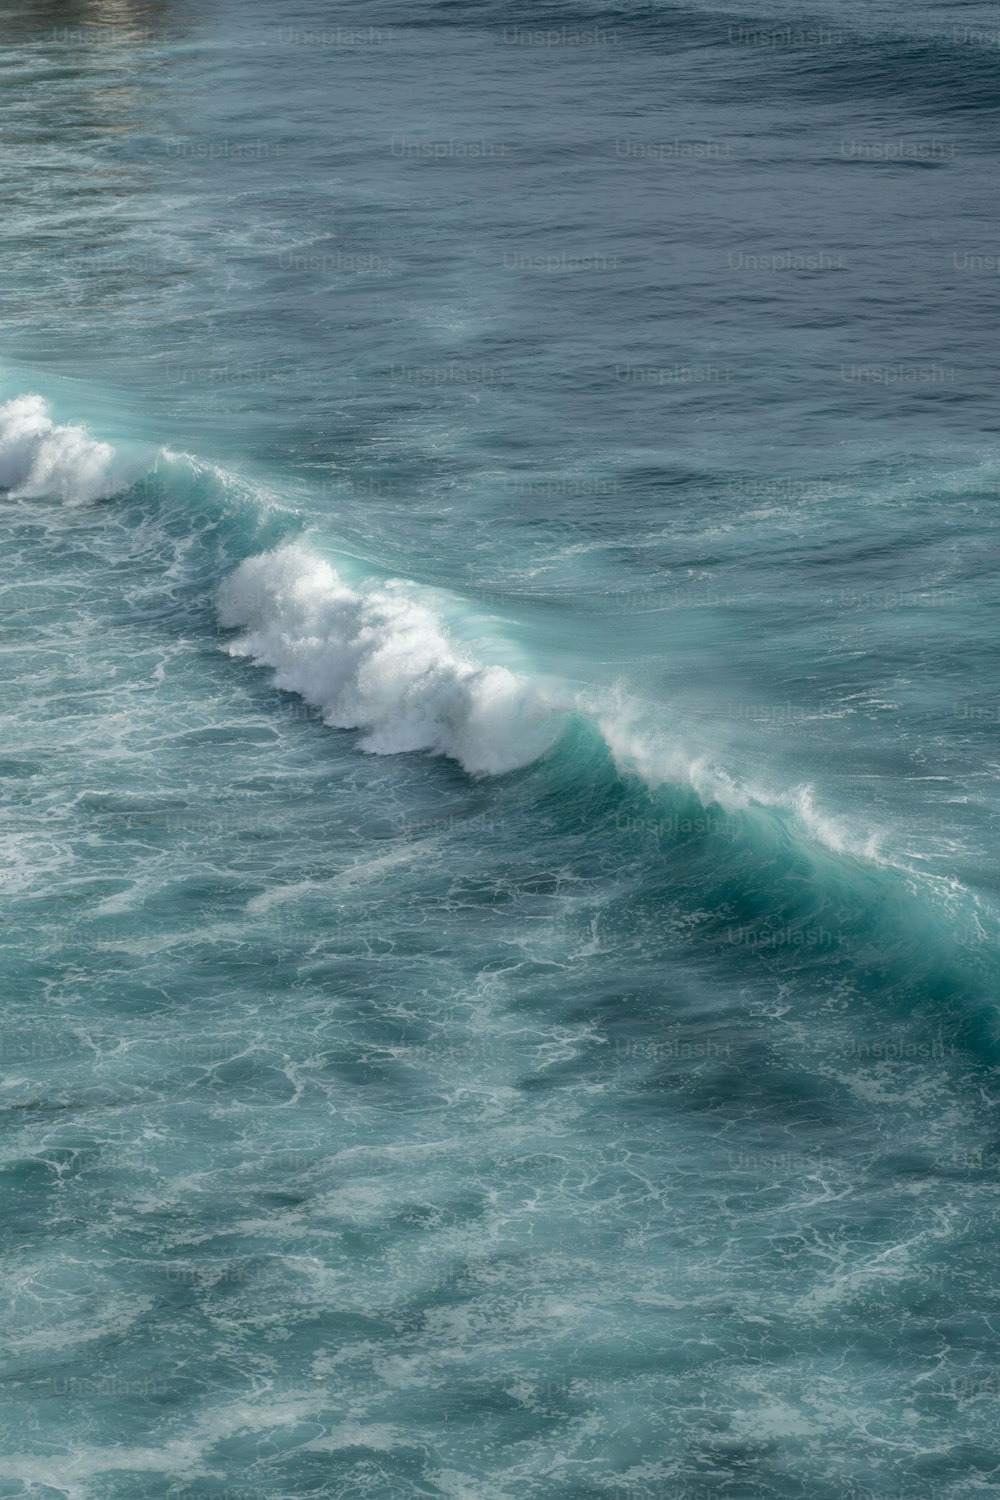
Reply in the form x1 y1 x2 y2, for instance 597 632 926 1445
0 393 140 503
217 544 560 775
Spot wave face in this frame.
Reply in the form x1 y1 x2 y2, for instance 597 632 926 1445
5 0 1000 1494
218 545 559 774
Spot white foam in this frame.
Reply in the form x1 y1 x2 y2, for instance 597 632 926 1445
0 393 137 503
217 543 560 775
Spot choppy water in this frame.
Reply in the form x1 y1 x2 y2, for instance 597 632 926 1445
3 2 1000 1496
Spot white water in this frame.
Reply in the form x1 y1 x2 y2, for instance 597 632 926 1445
217 543 561 776
0 393 139 504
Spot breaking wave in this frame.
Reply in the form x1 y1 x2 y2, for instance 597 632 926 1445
217 544 561 776
0 393 144 504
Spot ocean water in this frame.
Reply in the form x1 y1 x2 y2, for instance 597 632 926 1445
3 1 1000 1496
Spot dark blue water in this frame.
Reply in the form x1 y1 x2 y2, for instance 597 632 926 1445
2 2 1000 1496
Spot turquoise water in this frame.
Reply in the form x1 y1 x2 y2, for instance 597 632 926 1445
3 2 1000 1496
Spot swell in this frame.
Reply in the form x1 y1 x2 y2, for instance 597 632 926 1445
5 390 1000 1053
704 6 1000 117
408 0 1000 111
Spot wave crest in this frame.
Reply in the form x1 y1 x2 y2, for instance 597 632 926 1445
217 544 560 775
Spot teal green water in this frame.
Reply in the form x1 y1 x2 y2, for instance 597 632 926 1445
3 2 1000 1496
